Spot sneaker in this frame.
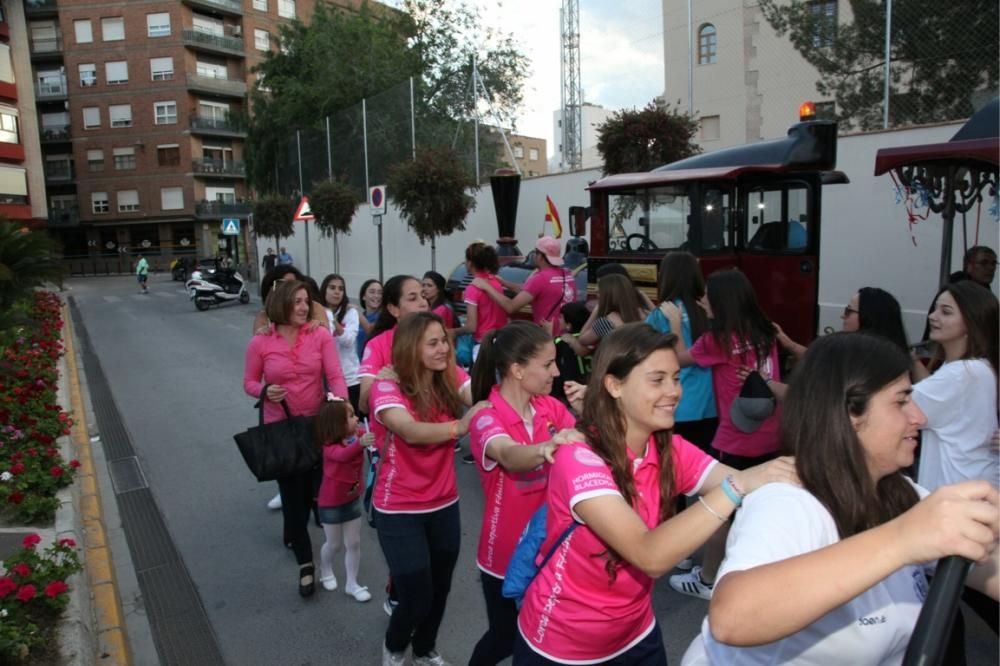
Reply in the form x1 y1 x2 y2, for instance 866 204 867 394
382 643 406 666
669 565 714 600
453 441 462 452
267 493 282 510
675 557 694 571
461 453 475 465
383 597 399 617
413 651 452 666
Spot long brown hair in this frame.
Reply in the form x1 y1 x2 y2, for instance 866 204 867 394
942 281 999 375
783 333 918 538
314 400 352 451
596 273 645 322
577 322 678 581
392 311 464 420
656 251 709 340
706 269 775 368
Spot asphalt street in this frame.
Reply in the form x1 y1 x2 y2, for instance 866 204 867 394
66 274 996 666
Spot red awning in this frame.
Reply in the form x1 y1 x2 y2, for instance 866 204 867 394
873 137 999 176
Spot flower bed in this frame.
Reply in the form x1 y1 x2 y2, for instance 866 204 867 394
0 292 79 523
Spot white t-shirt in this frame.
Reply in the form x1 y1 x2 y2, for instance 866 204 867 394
914 359 998 492
327 307 360 387
681 483 932 666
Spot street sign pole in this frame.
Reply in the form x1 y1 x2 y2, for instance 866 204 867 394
374 215 383 282
369 185 387 283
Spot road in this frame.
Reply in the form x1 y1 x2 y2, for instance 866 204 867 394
66 274 995 666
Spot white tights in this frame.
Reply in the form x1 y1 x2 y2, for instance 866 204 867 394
319 517 363 590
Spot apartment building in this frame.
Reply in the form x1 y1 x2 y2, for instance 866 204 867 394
550 102 614 172
494 131 546 178
23 0 354 269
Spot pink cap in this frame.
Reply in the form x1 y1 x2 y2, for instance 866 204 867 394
535 236 564 266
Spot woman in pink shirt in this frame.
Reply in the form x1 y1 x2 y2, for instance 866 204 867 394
467 321 578 665
455 242 509 359
514 323 796 665
243 281 348 597
370 312 488 666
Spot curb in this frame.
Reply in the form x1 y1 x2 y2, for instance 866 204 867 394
61 304 132 666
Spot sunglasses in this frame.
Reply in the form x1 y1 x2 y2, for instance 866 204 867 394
843 306 859 317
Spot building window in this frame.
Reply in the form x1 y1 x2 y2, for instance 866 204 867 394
146 12 170 38
161 187 184 210
698 24 717 65
254 29 270 51
700 115 720 141
79 63 97 87
278 0 296 19
150 57 174 81
157 144 180 166
529 148 539 161
74 19 93 44
196 60 227 80
113 147 136 170
29 20 58 53
109 104 132 128
117 190 139 213
154 101 177 125
253 0 268 10
91 191 109 214
808 1 837 48
101 17 125 42
83 106 100 130
36 69 65 95
0 109 17 144
105 60 128 85
513 145 524 159
87 149 104 172
192 15 224 37
0 45 13 84
206 186 236 203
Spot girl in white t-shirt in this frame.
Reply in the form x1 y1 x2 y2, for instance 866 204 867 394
320 273 361 412
682 332 1000 666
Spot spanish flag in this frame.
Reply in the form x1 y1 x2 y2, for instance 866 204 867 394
545 195 562 239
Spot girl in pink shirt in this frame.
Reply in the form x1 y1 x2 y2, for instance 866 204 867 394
514 323 797 665
314 399 375 602
243 281 348 598
372 312 489 666
455 242 509 357
467 322 578 665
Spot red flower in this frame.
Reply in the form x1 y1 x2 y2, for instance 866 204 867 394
26 448 37 457
44 580 68 598
69 460 80 469
21 534 40 550
58 538 76 547
57 413 69 423
11 563 30 577
0 576 16 598
8 492 25 505
10 463 25 475
49 466 64 477
15 584 36 602
46 448 58 458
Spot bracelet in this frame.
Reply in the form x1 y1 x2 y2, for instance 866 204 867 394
698 496 727 523
721 475 744 507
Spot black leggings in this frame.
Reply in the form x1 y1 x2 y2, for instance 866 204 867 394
469 573 518 665
277 467 321 566
376 503 461 656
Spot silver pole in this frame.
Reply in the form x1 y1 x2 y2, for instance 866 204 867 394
326 115 338 273
473 55 480 184
883 0 892 129
297 130 310 276
687 0 693 117
362 98 370 197
410 76 416 161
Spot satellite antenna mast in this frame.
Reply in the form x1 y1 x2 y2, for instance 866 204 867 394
560 0 582 171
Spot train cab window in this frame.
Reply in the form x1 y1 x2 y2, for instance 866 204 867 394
608 185 732 254
745 182 810 252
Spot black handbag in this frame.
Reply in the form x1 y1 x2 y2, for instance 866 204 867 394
233 397 320 481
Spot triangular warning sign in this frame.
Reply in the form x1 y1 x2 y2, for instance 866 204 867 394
293 196 315 221
223 220 239 234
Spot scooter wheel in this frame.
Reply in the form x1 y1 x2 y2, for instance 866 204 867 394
195 299 210 311
239 291 250 304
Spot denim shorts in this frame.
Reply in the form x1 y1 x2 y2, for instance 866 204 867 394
318 497 362 525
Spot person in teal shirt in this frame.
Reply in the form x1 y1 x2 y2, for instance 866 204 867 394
136 255 149 294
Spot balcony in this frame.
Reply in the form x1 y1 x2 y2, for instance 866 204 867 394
48 205 80 228
186 72 247 99
29 36 62 60
192 158 245 178
36 76 68 100
25 0 59 17
181 0 243 17
195 200 252 219
190 115 246 137
182 29 245 57
44 164 74 183
40 125 71 142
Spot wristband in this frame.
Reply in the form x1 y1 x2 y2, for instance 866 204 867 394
698 496 727 523
720 475 744 507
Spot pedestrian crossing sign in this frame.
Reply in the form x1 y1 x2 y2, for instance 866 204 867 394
221 218 240 235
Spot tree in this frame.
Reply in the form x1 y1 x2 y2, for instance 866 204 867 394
252 196 295 242
0 221 64 330
387 146 477 267
310 179 359 237
596 103 701 175
759 0 999 130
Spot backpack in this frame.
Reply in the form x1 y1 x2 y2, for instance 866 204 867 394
551 335 591 403
501 503 578 608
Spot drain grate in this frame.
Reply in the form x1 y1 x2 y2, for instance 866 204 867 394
69 300 225 665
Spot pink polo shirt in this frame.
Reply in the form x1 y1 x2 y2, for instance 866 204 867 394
433 303 455 329
523 266 576 336
358 327 395 379
243 326 348 424
689 333 782 458
517 437 716 663
468 387 577 578
463 272 509 342
370 368 471 513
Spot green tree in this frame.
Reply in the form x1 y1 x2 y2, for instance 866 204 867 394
310 179 359 237
0 221 64 330
252 196 295 242
596 103 700 175
759 0 999 130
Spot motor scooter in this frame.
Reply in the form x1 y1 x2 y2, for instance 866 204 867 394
185 267 250 310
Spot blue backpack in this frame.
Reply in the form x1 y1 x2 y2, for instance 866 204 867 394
501 503 578 608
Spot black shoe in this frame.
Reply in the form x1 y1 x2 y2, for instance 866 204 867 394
299 563 315 597
462 453 475 465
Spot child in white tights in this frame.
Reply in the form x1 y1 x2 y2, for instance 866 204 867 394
315 398 373 602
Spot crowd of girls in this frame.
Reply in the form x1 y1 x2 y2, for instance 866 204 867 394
241 243 998 666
